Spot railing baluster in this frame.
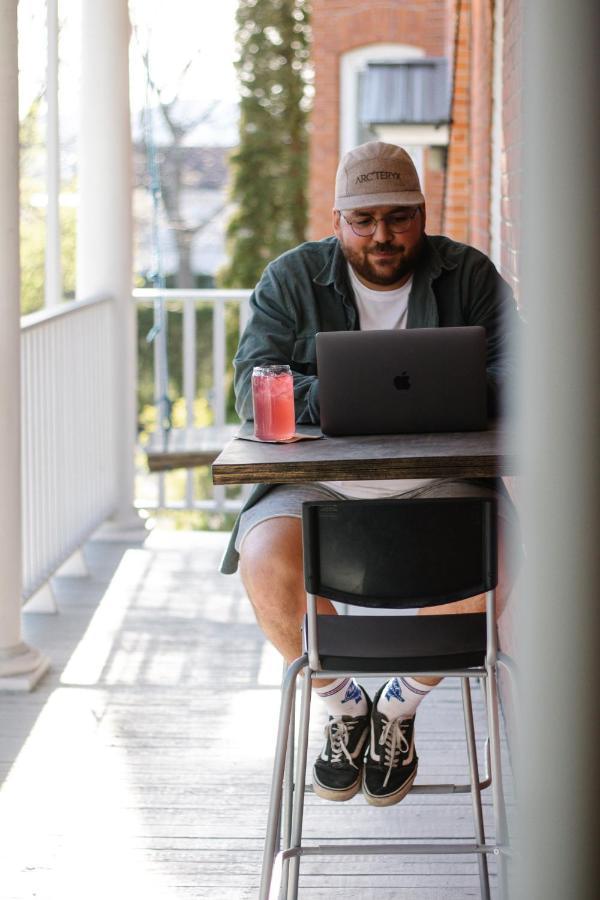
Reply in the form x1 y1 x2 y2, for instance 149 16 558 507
41 326 51 571
49 321 59 563
183 298 196 508
239 294 251 335
34 330 44 582
212 302 226 428
212 301 226 513
183 297 197 426
58 317 70 562
22 332 33 594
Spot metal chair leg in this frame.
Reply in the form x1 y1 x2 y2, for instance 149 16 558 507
278 690 296 900
486 661 509 900
287 667 313 900
259 655 307 900
461 677 490 900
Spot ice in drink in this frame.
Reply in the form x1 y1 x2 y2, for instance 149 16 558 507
252 365 296 441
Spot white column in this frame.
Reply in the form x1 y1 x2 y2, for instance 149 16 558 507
45 0 61 308
0 0 50 689
77 0 138 527
516 0 600 897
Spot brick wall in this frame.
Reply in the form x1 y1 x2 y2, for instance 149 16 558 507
309 0 450 239
443 0 494 252
423 147 445 234
469 0 493 252
443 0 471 242
499 0 522 304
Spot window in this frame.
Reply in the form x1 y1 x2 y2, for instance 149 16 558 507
359 60 449 126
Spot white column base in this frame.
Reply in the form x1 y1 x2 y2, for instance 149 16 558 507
0 643 51 692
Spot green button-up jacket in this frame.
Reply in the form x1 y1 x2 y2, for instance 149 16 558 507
220 234 521 574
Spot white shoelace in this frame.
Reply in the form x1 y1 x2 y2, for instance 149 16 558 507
378 718 411 787
321 717 360 768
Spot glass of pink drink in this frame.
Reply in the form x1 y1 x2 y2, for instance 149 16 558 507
252 365 296 441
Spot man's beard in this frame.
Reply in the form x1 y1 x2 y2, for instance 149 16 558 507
339 234 425 287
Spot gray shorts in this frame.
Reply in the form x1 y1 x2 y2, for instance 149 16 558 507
235 479 519 556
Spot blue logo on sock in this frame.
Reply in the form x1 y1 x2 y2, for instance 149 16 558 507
341 682 363 705
384 679 405 703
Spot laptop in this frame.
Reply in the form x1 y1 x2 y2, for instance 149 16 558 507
316 326 487 436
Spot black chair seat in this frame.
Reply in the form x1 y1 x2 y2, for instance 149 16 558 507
306 612 487 672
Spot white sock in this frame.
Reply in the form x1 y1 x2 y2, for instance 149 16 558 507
315 677 368 718
377 676 434 720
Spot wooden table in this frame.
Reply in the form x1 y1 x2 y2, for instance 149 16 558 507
211 421 516 485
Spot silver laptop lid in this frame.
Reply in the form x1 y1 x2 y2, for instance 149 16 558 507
316 327 487 436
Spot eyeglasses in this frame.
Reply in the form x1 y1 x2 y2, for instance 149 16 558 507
340 208 420 237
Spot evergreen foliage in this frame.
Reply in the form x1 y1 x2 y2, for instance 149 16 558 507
219 0 311 288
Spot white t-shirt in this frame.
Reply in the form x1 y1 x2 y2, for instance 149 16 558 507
320 265 432 499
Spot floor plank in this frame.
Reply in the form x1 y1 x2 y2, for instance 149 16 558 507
0 528 511 899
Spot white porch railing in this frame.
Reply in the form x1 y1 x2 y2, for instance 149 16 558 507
133 289 251 513
20 296 118 601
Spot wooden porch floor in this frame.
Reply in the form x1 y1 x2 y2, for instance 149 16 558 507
0 528 511 899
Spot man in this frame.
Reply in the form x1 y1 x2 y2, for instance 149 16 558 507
221 141 521 807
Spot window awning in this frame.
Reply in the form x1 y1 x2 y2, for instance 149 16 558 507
359 59 450 126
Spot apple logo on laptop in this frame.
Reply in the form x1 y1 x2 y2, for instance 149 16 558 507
394 371 411 390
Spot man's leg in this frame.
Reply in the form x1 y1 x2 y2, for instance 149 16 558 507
239 515 371 801
239 514 369 707
364 517 516 806
238 516 335 677
371 522 510 731
413 518 511 685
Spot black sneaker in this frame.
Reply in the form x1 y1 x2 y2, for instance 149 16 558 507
312 690 372 802
363 684 418 807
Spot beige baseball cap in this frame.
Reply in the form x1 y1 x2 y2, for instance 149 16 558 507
335 141 425 210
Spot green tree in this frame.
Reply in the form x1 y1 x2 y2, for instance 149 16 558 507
219 0 311 288
19 98 78 314
19 98 46 315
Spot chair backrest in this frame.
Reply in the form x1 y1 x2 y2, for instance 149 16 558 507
302 497 497 609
